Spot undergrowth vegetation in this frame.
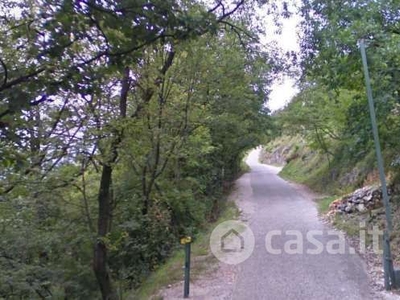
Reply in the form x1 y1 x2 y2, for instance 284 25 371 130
134 200 239 299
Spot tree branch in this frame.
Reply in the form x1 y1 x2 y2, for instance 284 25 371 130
217 0 244 21
0 67 45 93
0 57 8 88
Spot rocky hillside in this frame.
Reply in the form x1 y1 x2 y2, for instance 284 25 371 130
260 135 304 167
260 135 381 195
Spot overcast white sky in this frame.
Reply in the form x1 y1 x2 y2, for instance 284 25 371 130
260 4 301 112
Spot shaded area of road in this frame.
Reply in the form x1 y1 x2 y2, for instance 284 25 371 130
232 149 374 300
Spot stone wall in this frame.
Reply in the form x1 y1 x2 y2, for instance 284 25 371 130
328 185 400 215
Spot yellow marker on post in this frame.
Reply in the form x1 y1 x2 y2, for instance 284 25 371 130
180 236 192 245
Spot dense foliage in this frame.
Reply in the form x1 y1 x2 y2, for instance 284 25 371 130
274 0 400 186
0 0 278 298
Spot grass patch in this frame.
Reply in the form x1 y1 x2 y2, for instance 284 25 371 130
240 159 250 174
279 159 306 183
132 201 239 299
332 214 360 237
317 196 337 214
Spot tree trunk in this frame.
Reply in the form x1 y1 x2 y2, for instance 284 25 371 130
93 67 130 299
93 164 117 300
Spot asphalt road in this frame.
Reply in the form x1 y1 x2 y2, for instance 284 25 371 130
232 149 374 300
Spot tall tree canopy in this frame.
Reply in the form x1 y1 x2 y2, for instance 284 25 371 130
272 0 400 192
299 0 400 147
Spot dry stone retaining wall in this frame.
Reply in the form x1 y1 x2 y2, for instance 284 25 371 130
329 185 400 215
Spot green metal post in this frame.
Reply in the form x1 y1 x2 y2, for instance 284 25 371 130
383 230 396 289
184 243 191 298
360 39 395 289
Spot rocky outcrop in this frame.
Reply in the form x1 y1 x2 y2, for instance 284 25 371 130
328 185 399 215
260 145 291 166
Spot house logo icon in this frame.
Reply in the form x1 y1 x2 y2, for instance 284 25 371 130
221 229 245 252
210 220 255 265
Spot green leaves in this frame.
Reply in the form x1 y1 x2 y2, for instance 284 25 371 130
297 0 400 163
0 0 276 297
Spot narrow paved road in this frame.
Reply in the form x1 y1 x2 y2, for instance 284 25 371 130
232 149 374 300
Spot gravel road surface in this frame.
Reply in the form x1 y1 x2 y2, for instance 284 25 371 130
232 149 374 300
